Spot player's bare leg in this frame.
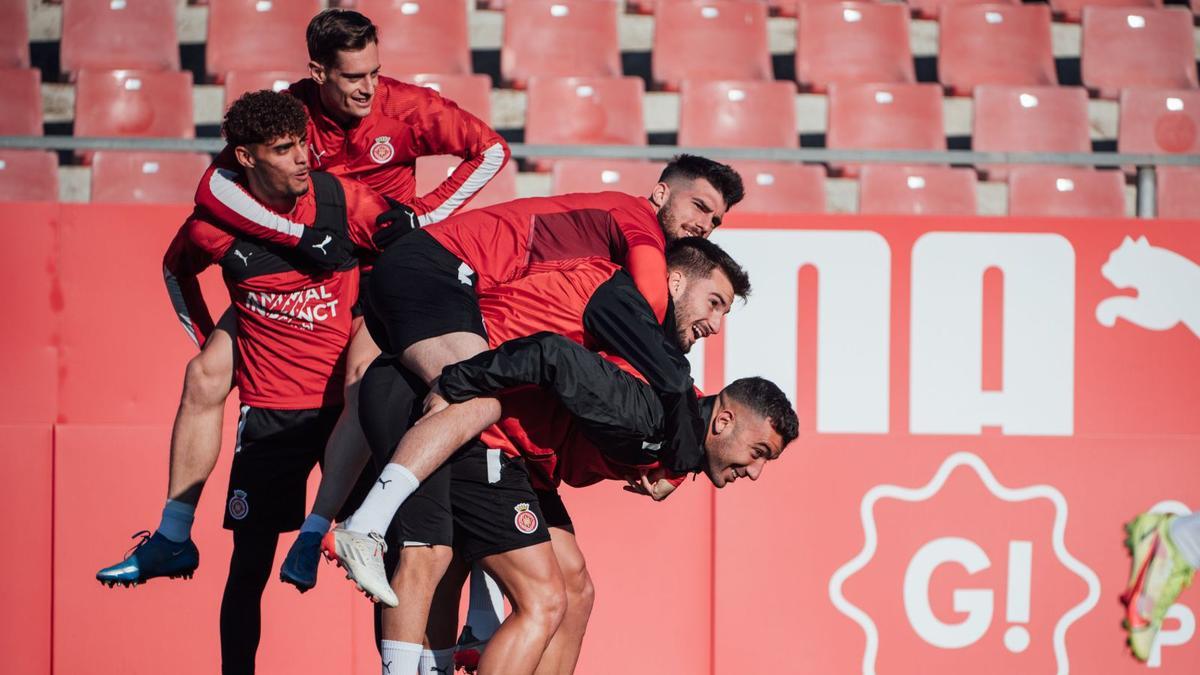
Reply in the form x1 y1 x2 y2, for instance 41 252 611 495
475 542 567 675
378 545 463 675
535 527 594 675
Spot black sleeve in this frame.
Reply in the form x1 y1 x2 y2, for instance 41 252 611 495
581 271 705 475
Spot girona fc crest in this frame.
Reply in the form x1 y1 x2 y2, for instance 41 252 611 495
514 503 539 534
370 136 395 164
228 489 249 520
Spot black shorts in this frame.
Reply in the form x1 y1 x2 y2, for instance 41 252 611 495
364 229 487 356
223 405 340 532
536 488 574 533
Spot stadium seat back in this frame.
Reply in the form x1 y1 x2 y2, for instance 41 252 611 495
0 68 42 135
858 164 978 215
939 4 1057 95
91 152 212 204
550 159 666 196
1081 7 1199 99
222 71 309 109
1007 167 1127 217
526 76 646 147
972 85 1091 179
731 161 826 213
678 79 798 148
1156 167 1200 219
907 0 1018 20
826 82 945 151
398 73 495 124
74 70 195 139
61 0 179 75
0 0 29 68
653 0 772 90
416 155 518 211
1118 88 1200 156
1050 0 1161 23
501 0 622 88
796 2 914 92
358 0 471 76
206 0 324 82
0 151 58 202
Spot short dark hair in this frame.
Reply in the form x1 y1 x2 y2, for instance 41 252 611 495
722 377 799 450
222 90 309 147
307 9 378 67
666 237 751 300
659 154 744 210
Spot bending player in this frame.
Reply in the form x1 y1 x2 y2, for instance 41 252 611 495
1122 510 1199 661
98 92 391 674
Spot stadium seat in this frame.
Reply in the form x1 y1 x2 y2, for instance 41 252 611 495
938 4 1057 96
0 0 29 68
74 70 195 139
826 83 945 176
653 0 772 90
0 151 58 202
1050 0 1160 23
1081 7 1199 99
730 161 826 213
206 0 324 82
550 159 665 196
972 85 1090 179
907 0 1018 20
678 80 798 148
357 0 471 75
222 70 309 108
525 76 646 170
91 152 212 204
501 0 622 88
1156 166 1200 219
858 164 978 215
416 155 519 210
1007 167 1126 217
1118 88 1200 157
0 68 42 136
398 73 494 123
795 2 915 93
61 0 179 76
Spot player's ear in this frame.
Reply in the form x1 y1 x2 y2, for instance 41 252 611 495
233 145 255 170
650 181 669 209
309 60 327 85
713 408 733 435
667 268 685 297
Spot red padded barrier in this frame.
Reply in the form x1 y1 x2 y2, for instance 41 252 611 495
0 204 58 423
0 425 52 675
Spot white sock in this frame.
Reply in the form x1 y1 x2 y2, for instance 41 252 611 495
465 564 505 640
381 639 422 675
418 647 455 675
156 499 195 543
1169 512 1200 569
346 464 420 535
299 513 331 536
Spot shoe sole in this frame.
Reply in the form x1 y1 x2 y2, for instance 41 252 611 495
97 570 194 588
279 570 315 593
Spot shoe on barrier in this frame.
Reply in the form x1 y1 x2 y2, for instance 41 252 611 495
1122 512 1196 661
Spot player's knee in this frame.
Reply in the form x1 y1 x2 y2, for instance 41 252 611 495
570 567 595 619
523 578 568 636
400 545 454 581
182 353 232 407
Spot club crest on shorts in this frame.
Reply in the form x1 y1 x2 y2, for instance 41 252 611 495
370 136 395 164
513 503 539 534
228 489 249 520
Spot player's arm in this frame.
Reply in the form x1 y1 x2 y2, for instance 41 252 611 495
624 245 670 323
162 221 219 348
341 178 418 252
406 90 510 226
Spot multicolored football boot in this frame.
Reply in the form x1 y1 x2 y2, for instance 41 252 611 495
321 526 399 607
1122 512 1196 661
452 624 490 674
96 530 199 587
279 530 324 592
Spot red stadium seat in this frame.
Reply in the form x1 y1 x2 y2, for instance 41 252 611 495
223 71 308 109
526 76 646 170
858 164 978 215
74 70 194 140
0 0 29 68
1118 88 1200 157
678 80 798 148
550 159 665 196
907 0 1018 20
61 0 179 76
501 0 622 88
653 0 772 90
1156 167 1200 219
731 161 826 213
972 85 1090 179
795 2 914 93
938 4 1057 96
0 207 57 423
0 151 58 202
357 0 471 75
1007 167 1126 217
826 82 945 175
1050 0 1160 23
0 68 42 135
397 73 494 123
1081 7 1199 99
416 155 518 210
0 426 51 674
91 152 212 204
206 0 324 82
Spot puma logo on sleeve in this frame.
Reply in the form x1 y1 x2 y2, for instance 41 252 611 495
312 235 333 256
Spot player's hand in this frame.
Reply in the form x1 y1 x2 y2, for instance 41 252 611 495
297 224 355 271
373 198 419 250
623 473 677 502
420 383 450 419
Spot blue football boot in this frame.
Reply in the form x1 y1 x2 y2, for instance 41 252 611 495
96 530 199 587
279 531 323 592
